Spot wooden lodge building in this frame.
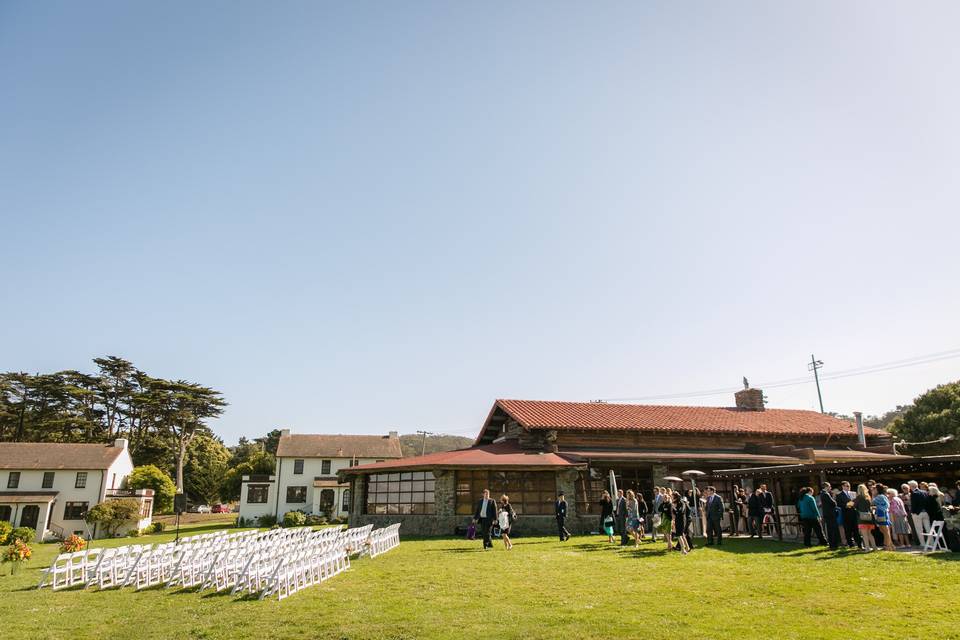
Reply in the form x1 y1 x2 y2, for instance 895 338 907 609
340 388 904 535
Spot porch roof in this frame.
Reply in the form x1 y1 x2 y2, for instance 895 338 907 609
0 490 58 503
341 441 581 474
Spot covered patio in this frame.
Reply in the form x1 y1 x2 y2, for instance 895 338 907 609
0 491 58 541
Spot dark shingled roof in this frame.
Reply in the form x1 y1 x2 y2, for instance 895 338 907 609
0 442 128 470
276 434 403 460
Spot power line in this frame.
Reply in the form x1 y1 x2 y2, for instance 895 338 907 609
598 347 960 403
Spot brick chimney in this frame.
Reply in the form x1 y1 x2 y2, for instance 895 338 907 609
734 387 765 411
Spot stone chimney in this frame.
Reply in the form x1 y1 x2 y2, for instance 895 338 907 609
113 438 129 449
734 387 765 411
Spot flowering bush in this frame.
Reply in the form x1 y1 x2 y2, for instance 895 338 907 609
3 539 32 564
60 534 87 553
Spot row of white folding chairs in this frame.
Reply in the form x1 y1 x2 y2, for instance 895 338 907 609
341 524 374 557
38 547 106 590
258 545 350 600
368 523 401 558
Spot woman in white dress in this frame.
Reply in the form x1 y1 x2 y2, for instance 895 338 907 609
498 495 516 550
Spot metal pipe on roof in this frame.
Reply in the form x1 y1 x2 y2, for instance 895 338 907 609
853 412 866 447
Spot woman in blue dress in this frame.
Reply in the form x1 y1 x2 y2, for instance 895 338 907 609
872 483 895 551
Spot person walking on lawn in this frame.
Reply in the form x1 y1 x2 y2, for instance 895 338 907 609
473 489 498 550
556 492 571 542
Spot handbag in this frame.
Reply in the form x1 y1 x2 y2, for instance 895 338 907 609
857 511 874 524
466 523 477 540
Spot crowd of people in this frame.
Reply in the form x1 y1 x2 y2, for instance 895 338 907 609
468 478 959 552
784 479 958 551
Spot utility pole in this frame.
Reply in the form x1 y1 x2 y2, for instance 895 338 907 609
808 354 825 413
416 430 433 456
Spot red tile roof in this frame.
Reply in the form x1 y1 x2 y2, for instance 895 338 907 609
341 441 577 474
492 399 887 438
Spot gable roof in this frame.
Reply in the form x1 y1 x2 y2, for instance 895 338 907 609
482 399 887 441
276 434 403 460
0 442 128 470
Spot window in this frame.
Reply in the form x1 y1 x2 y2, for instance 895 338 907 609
0 505 11 522
286 486 307 503
341 489 351 513
63 502 89 520
75 472 88 488
365 471 436 515
454 471 556 516
319 489 335 513
42 472 55 489
7 472 20 489
321 460 331 475
293 459 304 475
247 484 269 504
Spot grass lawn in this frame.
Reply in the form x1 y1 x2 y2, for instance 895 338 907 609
1 528 955 640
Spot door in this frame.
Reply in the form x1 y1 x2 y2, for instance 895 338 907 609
319 489 335 516
20 504 39 530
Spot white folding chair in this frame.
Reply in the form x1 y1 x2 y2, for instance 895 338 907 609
920 520 948 553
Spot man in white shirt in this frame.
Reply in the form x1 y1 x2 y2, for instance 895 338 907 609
473 489 497 549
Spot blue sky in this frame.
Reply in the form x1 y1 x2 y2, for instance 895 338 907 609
2 2 959 443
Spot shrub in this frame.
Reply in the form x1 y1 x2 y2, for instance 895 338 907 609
257 514 277 528
282 511 306 528
86 499 141 538
149 522 165 534
9 527 35 544
305 514 327 526
2 539 32 564
0 521 11 545
126 465 176 514
60 534 87 553
126 528 142 537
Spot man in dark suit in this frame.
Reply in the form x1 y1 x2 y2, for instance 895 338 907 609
613 489 628 546
909 480 929 543
819 482 841 550
473 489 497 550
704 486 724 545
555 492 571 541
836 481 862 549
747 488 765 538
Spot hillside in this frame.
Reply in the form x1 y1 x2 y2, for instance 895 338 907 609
399 433 473 458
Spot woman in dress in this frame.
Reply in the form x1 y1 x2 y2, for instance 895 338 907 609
659 488 674 551
498 495 515 550
854 484 878 551
635 493 649 542
672 492 690 554
599 490 615 543
624 490 641 547
886 487 911 548
872 483 894 551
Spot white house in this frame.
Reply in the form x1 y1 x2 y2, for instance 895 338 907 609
239 430 402 523
0 439 153 542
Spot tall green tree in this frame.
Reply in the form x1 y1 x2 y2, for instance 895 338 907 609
891 380 960 445
184 434 231 504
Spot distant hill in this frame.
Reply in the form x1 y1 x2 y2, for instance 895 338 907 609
399 433 473 458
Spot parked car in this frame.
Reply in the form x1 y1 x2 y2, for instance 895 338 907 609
188 504 211 514
211 504 231 514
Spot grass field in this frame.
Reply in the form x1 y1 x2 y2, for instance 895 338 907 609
1 526 956 640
